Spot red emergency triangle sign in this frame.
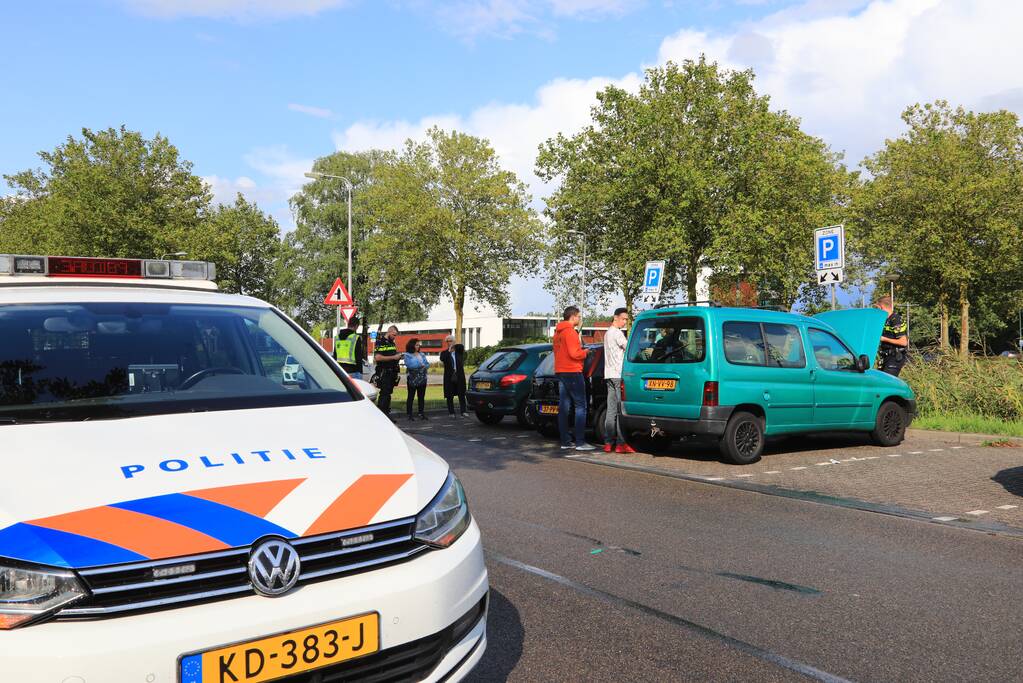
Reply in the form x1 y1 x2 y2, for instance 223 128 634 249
323 278 354 306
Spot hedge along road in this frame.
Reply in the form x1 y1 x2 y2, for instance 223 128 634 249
407 421 1023 682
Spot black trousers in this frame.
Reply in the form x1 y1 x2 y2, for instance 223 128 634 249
446 392 466 415
377 368 397 414
406 384 426 416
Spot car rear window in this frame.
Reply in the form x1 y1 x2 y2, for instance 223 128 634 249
481 349 526 372
535 352 555 376
628 316 705 364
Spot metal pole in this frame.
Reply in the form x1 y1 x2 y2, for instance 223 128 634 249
831 283 837 310
580 241 586 340
890 279 895 307
347 183 353 302
906 303 910 347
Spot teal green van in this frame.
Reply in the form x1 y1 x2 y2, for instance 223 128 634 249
620 305 916 464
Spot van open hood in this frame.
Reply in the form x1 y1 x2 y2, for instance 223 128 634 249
0 401 447 569
813 308 889 364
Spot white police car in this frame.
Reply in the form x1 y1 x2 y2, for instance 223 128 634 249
0 255 487 682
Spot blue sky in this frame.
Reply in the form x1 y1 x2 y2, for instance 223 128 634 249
3 1 1020 313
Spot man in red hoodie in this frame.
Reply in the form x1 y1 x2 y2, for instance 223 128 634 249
553 306 594 451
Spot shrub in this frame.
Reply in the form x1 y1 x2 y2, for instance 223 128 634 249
901 353 1023 420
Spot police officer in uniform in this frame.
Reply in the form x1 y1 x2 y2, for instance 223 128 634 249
334 316 365 379
374 325 401 418
875 295 908 376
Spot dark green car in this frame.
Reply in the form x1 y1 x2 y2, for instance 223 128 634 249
467 344 552 427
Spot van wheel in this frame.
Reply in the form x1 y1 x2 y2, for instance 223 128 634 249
720 411 764 465
871 401 907 447
475 410 503 425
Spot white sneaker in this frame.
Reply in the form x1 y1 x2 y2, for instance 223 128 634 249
560 444 576 450
575 444 596 452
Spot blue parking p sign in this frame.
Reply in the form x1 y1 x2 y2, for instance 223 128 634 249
814 225 844 271
642 261 665 294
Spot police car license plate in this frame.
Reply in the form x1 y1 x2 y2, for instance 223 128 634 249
540 404 559 415
475 381 492 390
178 613 379 683
644 379 677 391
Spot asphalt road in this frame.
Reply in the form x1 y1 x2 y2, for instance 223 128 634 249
411 424 1023 682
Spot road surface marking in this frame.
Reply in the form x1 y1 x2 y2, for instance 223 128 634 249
789 466 807 471
863 456 880 460
909 451 923 454
469 438 482 442
516 434 530 438
492 437 507 440
928 448 944 452
996 505 1019 510
734 474 754 478
816 462 831 466
887 454 902 457
965 510 988 516
705 477 725 481
764 470 781 474
951 446 964 449
932 516 957 522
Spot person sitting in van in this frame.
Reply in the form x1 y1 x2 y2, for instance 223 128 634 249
553 306 591 452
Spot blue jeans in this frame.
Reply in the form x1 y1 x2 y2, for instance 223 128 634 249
557 372 587 447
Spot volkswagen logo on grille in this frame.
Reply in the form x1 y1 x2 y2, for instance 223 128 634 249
248 539 300 597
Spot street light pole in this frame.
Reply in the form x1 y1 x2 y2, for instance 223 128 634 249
305 171 354 336
567 230 586 339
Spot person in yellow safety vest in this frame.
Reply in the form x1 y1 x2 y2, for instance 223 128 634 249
335 316 365 380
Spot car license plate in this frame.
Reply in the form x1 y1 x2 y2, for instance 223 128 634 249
644 379 677 391
539 404 559 415
178 613 379 683
476 381 492 390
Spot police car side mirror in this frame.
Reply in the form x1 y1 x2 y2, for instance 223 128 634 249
352 378 378 401
856 354 871 372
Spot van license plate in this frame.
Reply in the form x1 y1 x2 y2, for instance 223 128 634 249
644 379 677 391
179 613 379 683
539 404 559 415
475 381 492 390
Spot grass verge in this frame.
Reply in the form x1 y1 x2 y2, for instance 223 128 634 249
912 413 1023 438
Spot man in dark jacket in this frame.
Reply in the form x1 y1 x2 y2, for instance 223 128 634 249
374 325 401 419
440 334 468 417
875 296 908 376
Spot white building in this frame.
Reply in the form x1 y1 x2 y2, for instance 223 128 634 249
381 298 552 353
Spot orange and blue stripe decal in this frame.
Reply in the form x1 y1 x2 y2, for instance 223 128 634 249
0 474 413 568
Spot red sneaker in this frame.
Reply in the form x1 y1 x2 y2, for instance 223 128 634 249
616 444 638 454
603 443 614 453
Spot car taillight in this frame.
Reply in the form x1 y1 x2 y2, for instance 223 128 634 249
702 381 719 407
500 374 528 388
621 380 627 401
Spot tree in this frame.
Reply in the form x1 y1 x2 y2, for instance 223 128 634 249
537 58 848 312
1 126 209 258
183 194 282 302
279 150 435 333
365 128 540 343
853 101 1023 354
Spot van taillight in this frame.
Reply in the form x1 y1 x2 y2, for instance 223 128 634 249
620 380 626 401
702 381 719 407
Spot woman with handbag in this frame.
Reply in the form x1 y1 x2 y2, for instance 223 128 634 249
403 339 430 421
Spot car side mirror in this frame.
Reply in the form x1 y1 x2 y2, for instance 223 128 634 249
857 354 871 372
353 378 378 401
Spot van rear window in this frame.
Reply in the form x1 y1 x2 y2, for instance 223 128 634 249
628 317 705 364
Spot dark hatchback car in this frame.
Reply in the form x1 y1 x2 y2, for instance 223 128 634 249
528 344 610 442
467 343 552 427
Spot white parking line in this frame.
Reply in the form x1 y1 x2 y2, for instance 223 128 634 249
789 466 807 471
887 454 902 457
516 434 530 438
469 438 482 442
951 446 964 449
909 451 924 454
932 516 958 522
863 456 880 460
816 462 831 466
764 470 781 474
705 477 725 481
995 505 1019 510
965 510 989 516
492 437 507 441
928 449 944 452
734 474 754 478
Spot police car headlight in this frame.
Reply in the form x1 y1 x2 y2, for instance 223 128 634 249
414 473 470 548
0 562 86 629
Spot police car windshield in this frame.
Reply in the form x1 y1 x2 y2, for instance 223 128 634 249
0 303 354 422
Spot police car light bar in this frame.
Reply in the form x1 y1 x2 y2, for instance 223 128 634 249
0 255 216 281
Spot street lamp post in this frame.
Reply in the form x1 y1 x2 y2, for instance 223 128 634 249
566 230 586 339
305 171 354 335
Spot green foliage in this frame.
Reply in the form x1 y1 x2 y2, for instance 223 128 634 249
364 128 541 341
912 413 1023 438
852 101 1023 353
902 354 1023 420
537 57 849 312
1 126 210 258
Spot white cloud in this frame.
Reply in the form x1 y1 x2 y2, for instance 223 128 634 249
657 0 1023 165
435 0 641 39
120 0 349 20
288 103 334 119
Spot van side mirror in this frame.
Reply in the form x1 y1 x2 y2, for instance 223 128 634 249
856 354 871 372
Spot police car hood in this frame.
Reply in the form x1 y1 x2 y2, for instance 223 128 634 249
0 400 448 569
813 308 889 365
